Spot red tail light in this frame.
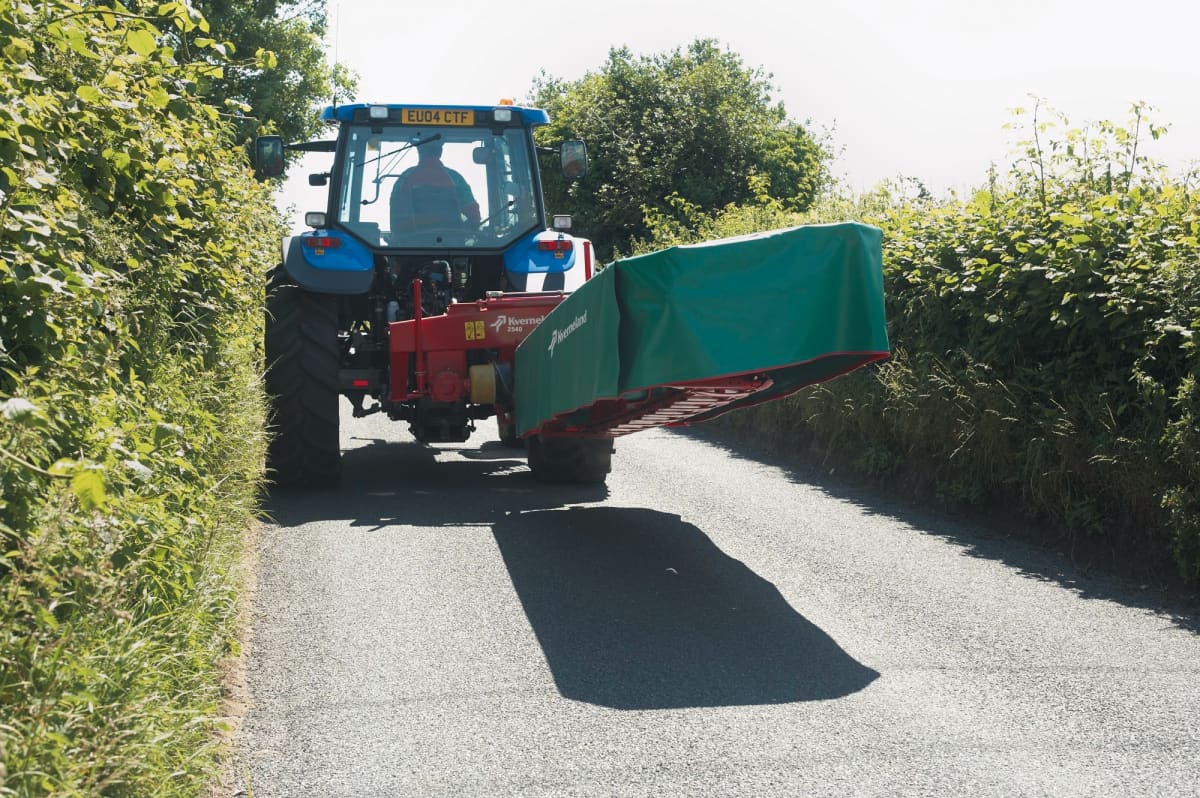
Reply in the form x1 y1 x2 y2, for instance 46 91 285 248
303 236 342 249
537 238 573 252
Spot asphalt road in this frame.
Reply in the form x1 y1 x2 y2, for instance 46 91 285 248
237 406 1200 797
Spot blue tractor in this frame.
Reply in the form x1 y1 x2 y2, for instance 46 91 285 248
255 103 611 487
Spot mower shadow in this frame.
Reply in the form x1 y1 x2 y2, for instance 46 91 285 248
492 506 880 709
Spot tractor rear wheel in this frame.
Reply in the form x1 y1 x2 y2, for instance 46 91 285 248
265 266 341 488
527 436 613 484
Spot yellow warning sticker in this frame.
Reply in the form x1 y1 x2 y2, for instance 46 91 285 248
465 320 485 341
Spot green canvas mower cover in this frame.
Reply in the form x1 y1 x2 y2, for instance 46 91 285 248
514 222 890 438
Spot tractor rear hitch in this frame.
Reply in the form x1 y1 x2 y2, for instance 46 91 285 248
352 402 382 418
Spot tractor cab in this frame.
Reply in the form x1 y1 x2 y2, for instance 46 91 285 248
257 103 590 300
334 112 540 252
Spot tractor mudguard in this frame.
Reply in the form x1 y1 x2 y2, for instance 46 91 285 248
503 230 588 293
282 233 375 295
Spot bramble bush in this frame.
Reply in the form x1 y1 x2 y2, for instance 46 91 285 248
644 103 1200 584
0 2 280 794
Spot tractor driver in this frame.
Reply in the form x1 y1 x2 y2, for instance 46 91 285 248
389 139 481 235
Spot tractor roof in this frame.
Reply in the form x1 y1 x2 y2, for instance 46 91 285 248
321 103 549 126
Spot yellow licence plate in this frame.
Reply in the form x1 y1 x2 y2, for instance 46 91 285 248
400 108 475 126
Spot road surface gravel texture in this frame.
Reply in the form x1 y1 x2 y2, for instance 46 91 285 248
238 407 1200 797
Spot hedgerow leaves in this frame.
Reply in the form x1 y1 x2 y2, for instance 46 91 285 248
1 1 279 793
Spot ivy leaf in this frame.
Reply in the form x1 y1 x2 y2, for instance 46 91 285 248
66 32 101 60
127 29 158 57
147 87 171 109
76 85 103 103
72 467 107 511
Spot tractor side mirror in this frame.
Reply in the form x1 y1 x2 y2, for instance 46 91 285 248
254 136 285 180
560 140 587 181
309 173 329 187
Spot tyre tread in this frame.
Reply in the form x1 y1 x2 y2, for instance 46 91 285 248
265 266 341 488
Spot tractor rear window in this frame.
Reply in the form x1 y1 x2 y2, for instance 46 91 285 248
336 125 540 250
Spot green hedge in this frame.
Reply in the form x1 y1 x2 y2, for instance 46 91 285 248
645 107 1200 584
0 3 279 794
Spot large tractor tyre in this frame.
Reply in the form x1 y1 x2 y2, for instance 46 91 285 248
527 436 613 485
265 268 341 488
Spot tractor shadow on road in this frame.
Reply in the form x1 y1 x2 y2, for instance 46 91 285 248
492 506 880 709
264 434 611 529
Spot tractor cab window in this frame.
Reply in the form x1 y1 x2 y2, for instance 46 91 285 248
337 124 540 249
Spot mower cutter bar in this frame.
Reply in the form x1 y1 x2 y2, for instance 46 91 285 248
535 374 772 438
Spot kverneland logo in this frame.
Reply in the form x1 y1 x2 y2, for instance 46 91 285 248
547 311 588 357
490 314 546 333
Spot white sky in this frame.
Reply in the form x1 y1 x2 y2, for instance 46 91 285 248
279 0 1199 225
